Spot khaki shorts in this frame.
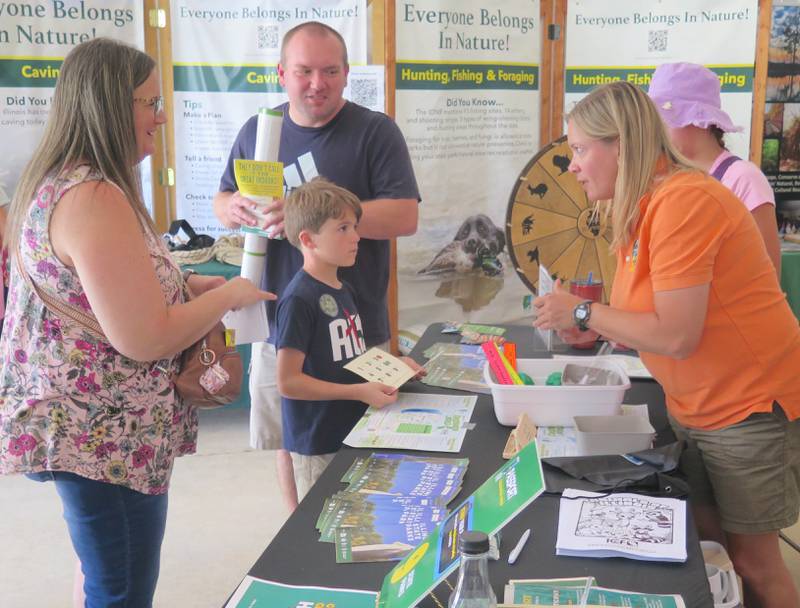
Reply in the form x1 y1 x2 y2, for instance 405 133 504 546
290 452 336 501
669 403 800 534
249 340 390 451
249 342 282 450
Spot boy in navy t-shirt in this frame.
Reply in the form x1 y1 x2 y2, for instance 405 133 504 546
276 178 422 506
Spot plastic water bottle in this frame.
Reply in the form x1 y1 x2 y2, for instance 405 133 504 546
448 531 497 608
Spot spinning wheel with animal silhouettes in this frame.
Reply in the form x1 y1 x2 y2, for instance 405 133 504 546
506 135 616 300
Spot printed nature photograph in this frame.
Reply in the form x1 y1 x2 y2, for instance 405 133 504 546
767 5 800 102
780 103 800 172
762 138 780 173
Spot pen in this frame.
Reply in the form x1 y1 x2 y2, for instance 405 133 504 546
507 528 531 565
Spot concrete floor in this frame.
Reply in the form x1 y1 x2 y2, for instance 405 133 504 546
1 406 799 607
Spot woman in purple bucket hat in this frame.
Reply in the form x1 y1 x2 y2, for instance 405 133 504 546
648 62 781 274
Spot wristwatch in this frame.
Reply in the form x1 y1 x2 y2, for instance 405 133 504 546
182 268 197 284
573 300 594 332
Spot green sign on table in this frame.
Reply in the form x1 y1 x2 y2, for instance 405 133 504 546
377 441 545 608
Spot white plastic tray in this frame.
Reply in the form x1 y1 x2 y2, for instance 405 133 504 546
573 415 655 456
484 357 630 426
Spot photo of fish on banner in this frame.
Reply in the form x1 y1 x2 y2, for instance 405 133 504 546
416 213 509 312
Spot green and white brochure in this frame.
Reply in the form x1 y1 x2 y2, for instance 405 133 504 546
505 577 686 607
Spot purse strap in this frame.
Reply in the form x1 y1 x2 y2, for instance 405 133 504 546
14 230 191 346
14 242 107 342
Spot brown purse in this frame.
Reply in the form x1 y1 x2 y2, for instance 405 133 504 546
172 319 243 408
15 247 243 409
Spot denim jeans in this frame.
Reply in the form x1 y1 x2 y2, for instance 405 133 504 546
28 471 168 608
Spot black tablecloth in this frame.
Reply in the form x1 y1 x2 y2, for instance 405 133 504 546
241 324 713 608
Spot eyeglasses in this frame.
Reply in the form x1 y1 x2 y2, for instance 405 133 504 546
133 95 165 117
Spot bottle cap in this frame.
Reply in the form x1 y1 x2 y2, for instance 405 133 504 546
459 530 490 554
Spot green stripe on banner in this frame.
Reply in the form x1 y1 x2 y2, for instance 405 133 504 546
0 58 62 87
565 66 753 93
173 65 281 93
396 63 538 90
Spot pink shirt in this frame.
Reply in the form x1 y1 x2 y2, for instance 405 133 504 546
709 150 775 212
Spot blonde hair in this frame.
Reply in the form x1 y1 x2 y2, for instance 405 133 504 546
6 37 158 255
284 177 362 248
567 81 694 250
280 21 349 67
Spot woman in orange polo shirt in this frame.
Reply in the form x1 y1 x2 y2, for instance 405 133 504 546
534 81 800 608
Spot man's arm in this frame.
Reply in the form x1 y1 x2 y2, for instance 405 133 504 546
213 190 264 230
357 198 418 239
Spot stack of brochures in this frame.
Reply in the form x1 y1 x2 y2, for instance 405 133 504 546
555 489 687 562
503 577 686 607
420 342 490 393
316 453 468 564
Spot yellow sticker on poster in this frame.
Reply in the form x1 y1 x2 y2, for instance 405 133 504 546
233 159 284 198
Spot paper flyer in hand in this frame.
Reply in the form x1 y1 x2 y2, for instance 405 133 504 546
224 577 378 608
221 303 269 345
556 489 687 562
233 159 284 200
343 393 477 452
536 264 554 350
344 347 417 389
377 441 546 608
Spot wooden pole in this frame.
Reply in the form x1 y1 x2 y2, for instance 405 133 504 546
539 0 567 145
142 0 177 232
383 0 400 355
750 0 772 165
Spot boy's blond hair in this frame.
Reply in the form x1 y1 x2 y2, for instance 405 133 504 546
283 177 363 248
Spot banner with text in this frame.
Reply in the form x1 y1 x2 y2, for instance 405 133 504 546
170 0 368 235
395 0 541 333
0 1 144 205
565 0 758 159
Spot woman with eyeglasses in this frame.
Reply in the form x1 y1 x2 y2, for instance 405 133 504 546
0 38 274 607
534 81 800 608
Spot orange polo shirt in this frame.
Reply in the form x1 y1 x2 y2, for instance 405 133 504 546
610 170 800 430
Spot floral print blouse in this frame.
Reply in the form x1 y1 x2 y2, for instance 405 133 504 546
0 166 197 495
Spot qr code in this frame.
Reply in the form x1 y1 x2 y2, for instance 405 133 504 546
648 29 668 52
257 24 279 50
349 77 378 108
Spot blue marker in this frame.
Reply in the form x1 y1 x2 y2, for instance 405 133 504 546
587 271 593 285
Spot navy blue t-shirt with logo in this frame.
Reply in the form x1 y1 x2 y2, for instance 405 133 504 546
219 101 420 346
276 270 368 455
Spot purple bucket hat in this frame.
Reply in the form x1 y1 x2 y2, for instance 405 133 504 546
647 62 743 133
